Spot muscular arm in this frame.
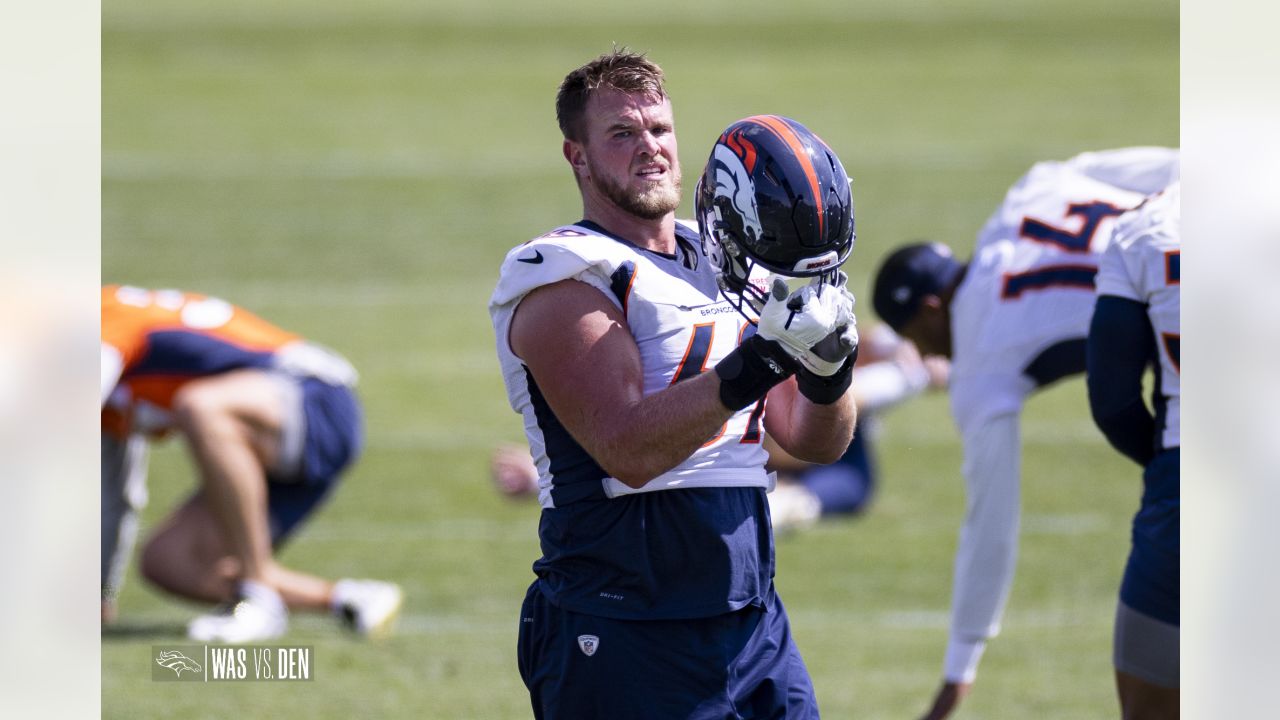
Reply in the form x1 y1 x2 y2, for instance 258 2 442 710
762 377 856 465
509 279 735 488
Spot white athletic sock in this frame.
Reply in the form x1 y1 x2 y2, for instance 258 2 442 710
330 578 356 615
238 579 285 614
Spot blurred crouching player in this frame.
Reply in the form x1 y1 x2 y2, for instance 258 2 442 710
101 285 402 642
1087 183 1181 719
869 148 1179 720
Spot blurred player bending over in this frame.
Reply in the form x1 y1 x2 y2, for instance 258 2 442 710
489 49 859 719
869 147 1179 720
101 285 402 643
1087 183 1180 719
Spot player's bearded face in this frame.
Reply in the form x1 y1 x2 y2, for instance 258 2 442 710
587 152 682 220
579 90 683 221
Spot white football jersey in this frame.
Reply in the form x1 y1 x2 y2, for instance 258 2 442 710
950 147 1180 430
489 220 771 509
1095 182 1181 449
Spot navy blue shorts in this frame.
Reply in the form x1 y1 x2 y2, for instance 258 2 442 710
266 379 363 545
517 582 818 720
1119 447 1179 626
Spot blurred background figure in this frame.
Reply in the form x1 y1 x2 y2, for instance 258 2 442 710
490 442 544 499
869 147 1179 720
1086 183 1181 719
765 325 949 532
493 324 948 535
101 284 402 643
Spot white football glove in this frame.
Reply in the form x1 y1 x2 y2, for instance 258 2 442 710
800 287 859 377
756 276 848 362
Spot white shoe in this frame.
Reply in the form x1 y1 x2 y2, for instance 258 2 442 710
768 482 822 535
188 581 288 643
332 579 403 638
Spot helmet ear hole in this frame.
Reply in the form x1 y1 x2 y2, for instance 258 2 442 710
824 151 841 175
762 159 784 187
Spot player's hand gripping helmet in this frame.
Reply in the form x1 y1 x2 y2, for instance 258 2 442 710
696 115 855 323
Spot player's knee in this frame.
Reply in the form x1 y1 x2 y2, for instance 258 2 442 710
171 382 256 448
171 381 231 430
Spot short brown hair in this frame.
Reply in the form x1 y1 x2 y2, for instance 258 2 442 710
556 49 667 142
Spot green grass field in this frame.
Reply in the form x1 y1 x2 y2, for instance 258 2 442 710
102 1 1177 717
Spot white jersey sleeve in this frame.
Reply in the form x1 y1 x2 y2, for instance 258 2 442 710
490 231 623 323
489 219 705 318
944 412 1022 682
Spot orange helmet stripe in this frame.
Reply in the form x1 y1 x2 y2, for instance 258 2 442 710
745 115 824 239
724 128 758 173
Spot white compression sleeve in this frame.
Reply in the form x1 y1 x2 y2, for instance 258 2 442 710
101 433 149 599
851 360 930 415
944 411 1022 682
944 636 988 683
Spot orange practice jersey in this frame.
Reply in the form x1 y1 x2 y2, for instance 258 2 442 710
102 285 300 437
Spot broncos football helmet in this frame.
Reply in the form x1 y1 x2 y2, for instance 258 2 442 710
696 115 855 323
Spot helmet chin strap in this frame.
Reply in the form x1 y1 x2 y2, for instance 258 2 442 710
819 267 848 289
721 285 765 326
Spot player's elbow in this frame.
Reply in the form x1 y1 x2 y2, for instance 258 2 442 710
794 418 857 465
1089 402 1156 467
587 401 725 488
596 453 662 489
170 379 229 432
608 468 656 489
780 430 853 466
587 435 663 490
1087 402 1122 438
796 444 846 466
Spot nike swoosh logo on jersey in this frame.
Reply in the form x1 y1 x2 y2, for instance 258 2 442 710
518 250 544 264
